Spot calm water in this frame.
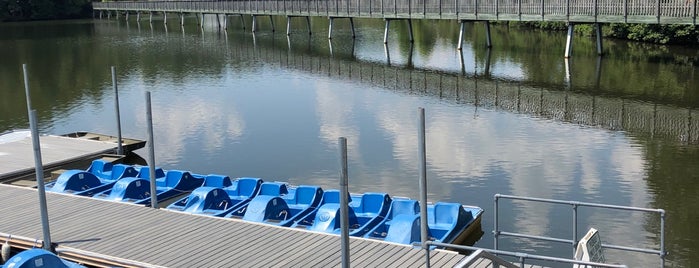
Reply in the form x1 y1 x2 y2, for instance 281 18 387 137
1 17 698 267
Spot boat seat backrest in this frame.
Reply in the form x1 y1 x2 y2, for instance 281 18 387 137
110 164 138 180
237 178 262 197
390 199 420 219
137 166 165 179
430 202 460 226
295 186 321 205
87 160 112 173
322 190 340 204
259 182 288 196
359 193 389 213
163 170 185 188
204 175 233 187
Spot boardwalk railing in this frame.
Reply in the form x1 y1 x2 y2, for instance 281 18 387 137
94 0 698 24
493 194 667 267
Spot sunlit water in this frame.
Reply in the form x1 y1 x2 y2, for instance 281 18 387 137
1 17 697 267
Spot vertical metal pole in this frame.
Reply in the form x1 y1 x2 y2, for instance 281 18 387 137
137 12 141 22
252 15 257 32
269 15 275 32
149 11 153 24
286 16 291 35
201 13 205 28
595 23 603 55
126 11 129 21
328 17 334 39
181 13 185 27
407 19 414 43
23 64 52 251
494 194 499 251
383 19 390 44
339 137 350 268
306 16 312 35
457 20 465 50
111 66 123 155
564 23 574 58
145 91 158 209
484 21 492 48
417 107 430 267
660 210 666 267
572 204 578 255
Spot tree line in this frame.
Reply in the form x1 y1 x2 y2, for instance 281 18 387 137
0 0 92 21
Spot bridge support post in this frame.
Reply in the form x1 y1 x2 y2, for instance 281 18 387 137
564 23 574 58
595 23 604 56
269 15 275 32
328 17 334 39
306 16 312 35
457 20 465 50
407 19 414 43
252 15 257 32
383 19 390 44
484 21 492 48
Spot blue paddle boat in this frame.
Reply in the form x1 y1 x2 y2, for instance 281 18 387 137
242 184 324 226
224 182 289 218
1 249 85 268
365 199 484 246
92 170 205 205
165 176 263 217
48 160 138 196
291 191 391 237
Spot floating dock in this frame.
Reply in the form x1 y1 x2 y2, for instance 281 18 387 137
0 184 468 267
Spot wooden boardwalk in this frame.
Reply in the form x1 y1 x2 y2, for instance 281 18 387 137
0 184 470 267
0 132 117 182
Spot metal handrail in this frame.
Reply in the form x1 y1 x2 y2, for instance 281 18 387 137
428 242 628 268
494 194 666 267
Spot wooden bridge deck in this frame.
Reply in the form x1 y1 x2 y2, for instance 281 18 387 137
0 184 470 267
94 0 698 25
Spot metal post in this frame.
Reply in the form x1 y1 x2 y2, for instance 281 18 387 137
111 66 123 155
494 194 499 251
149 11 153 24
407 19 414 43
286 16 291 35
181 13 185 27
145 91 158 209
564 23 574 58
201 13 205 28
223 15 228 30
338 137 350 268
328 17 334 39
383 19 390 44
137 12 140 22
23 64 52 252
595 23 603 55
306 16 312 35
457 20 465 50
572 203 578 255
484 21 492 48
269 15 275 32
660 210 666 267
252 15 257 32
126 11 129 21
240 15 246 30
163 12 167 25
417 107 430 267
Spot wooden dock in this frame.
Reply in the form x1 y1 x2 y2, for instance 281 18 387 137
0 184 469 267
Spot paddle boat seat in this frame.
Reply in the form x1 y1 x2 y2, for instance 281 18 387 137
166 177 263 216
365 199 420 241
427 202 473 243
92 177 152 202
346 192 392 236
86 160 137 180
136 166 166 179
242 185 323 226
292 190 352 230
48 161 138 196
225 181 288 218
92 170 205 205
202 174 233 187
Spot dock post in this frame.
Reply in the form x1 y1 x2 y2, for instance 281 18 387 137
111 66 123 155
145 91 158 209
163 12 167 25
125 11 129 21
252 15 257 32
564 23 574 58
149 12 153 24
306 16 312 35
328 17 334 39
338 137 350 268
417 107 430 267
286 16 291 35
457 20 465 50
407 19 414 43
180 13 185 27
223 15 228 30
349 17 355 38
136 12 140 22
23 64 53 252
595 23 603 55
484 21 492 48
200 13 205 28
383 19 390 44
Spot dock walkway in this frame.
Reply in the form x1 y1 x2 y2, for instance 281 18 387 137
0 184 468 267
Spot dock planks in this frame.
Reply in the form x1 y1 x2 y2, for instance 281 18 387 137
0 184 468 267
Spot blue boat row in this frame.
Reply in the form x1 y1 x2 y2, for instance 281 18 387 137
47 160 483 246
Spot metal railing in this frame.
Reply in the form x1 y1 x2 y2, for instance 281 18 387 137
93 0 699 25
427 242 629 268
493 194 666 267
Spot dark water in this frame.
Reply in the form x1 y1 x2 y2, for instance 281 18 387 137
1 17 698 267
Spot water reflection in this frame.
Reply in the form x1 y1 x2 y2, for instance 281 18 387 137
1 19 698 266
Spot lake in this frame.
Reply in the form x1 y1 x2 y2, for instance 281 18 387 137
0 17 697 267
